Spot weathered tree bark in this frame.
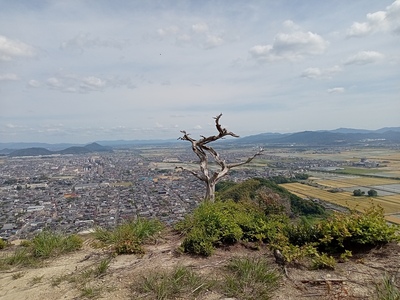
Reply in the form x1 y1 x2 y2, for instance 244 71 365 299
178 113 263 202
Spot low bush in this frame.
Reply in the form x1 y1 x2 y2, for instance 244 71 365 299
178 195 398 272
0 238 7 250
176 200 286 256
272 205 399 268
315 205 399 253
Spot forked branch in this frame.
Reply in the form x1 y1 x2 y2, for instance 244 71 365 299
178 113 263 202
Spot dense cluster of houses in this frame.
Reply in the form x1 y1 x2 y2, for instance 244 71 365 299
0 147 349 240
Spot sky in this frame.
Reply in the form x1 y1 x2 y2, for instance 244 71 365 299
0 0 399 144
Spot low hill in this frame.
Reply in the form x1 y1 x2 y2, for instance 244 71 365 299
8 147 53 157
216 178 326 216
8 143 112 157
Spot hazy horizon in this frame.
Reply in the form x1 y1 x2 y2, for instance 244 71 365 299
1 1 399 143
1 125 399 146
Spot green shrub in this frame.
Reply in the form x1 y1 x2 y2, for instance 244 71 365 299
0 238 7 250
216 178 326 216
348 205 398 245
311 252 336 270
316 205 399 252
177 201 244 256
176 200 292 256
271 205 398 269
180 227 215 256
285 217 322 247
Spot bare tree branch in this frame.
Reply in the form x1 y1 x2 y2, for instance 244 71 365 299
178 114 262 202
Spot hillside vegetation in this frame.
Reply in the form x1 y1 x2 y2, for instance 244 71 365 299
1 178 400 299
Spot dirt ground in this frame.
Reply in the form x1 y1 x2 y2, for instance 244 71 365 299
1 230 399 300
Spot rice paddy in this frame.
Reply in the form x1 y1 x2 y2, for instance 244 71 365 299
281 181 400 224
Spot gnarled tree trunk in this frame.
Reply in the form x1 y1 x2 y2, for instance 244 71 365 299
178 113 263 202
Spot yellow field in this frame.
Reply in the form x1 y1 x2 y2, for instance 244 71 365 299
380 194 400 203
281 182 400 224
315 177 400 188
384 215 400 224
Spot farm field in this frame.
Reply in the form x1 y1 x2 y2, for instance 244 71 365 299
281 182 400 224
315 177 400 188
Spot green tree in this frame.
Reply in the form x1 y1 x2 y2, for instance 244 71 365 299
353 189 365 196
367 189 378 197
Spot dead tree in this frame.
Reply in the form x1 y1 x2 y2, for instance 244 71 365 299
177 113 263 202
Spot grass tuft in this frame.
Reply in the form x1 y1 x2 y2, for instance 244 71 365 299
223 256 280 300
94 218 162 255
31 231 82 258
376 273 400 300
132 265 214 299
0 231 82 270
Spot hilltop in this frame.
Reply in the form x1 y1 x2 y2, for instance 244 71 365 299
1 228 400 300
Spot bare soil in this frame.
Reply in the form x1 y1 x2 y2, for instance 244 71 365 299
1 229 399 300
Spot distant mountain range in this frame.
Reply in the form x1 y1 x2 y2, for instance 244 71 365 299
1 127 399 156
1 143 112 157
234 127 400 146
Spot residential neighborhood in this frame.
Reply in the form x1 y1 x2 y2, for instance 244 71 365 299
0 147 352 241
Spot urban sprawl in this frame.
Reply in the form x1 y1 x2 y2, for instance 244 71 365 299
0 147 353 241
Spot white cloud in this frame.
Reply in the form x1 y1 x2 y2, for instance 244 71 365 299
192 22 209 33
6 123 20 129
156 22 226 49
0 73 18 81
282 20 300 30
82 76 106 88
346 0 400 37
249 22 328 62
344 51 384 65
327 87 345 94
301 65 342 79
204 35 224 49
157 26 180 37
0 35 35 61
47 77 63 89
300 68 322 79
60 33 130 52
28 79 41 87
177 34 191 42
326 65 342 74
43 74 133 93
346 22 372 37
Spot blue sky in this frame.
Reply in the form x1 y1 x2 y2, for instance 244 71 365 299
1 0 399 143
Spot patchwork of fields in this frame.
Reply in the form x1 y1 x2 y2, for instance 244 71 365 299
278 148 400 224
281 179 400 224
